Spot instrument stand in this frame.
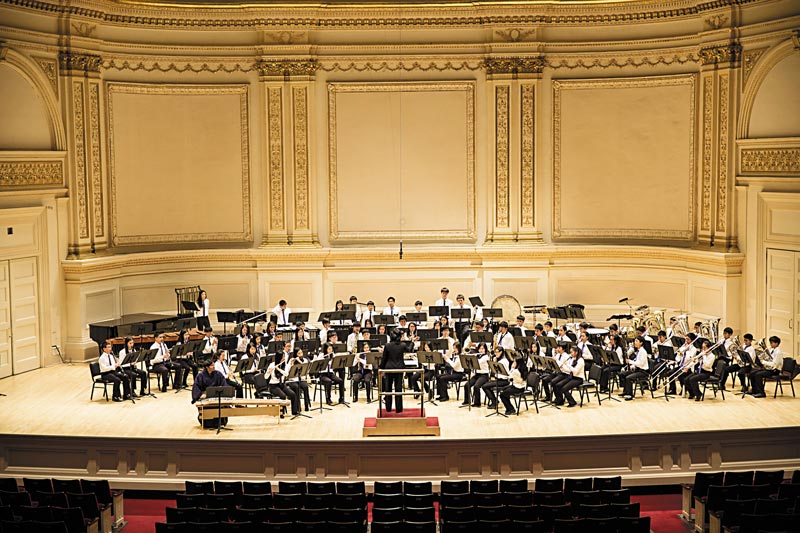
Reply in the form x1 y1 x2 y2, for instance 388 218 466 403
459 354 481 412
485 384 508 418
205 386 235 434
485 361 508 418
331 354 352 408
137 351 158 400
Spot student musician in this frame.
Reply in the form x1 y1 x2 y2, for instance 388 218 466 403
404 322 421 351
150 332 182 392
483 346 511 409
285 348 311 411
315 342 345 405
361 301 377 327
749 336 783 398
99 340 131 401
191 358 229 428
347 323 363 353
266 344 299 416
412 300 426 325
668 332 697 396
117 337 147 397
495 321 515 351
408 341 436 399
349 296 362 324
620 336 649 401
174 329 198 389
215 350 243 398
435 287 453 316
272 299 291 326
319 318 331 344
240 342 262 389
332 300 347 326
464 343 490 407
236 322 252 353
200 326 218 355
436 342 464 402
598 334 624 393
352 342 374 403
555 325 571 344
515 315 528 336
718 327 734 390
685 339 716 401
737 333 757 394
463 321 487 351
499 356 528 415
195 289 210 331
543 321 557 338
452 294 475 344
291 327 308 352
383 297 400 323
264 321 278 342
576 331 593 361
542 343 570 402
554 346 584 408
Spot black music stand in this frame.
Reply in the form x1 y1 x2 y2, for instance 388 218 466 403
288 312 309 324
417 351 444 405
365 353 383 404
459 353 480 411
131 322 154 350
740 350 755 398
549 306 568 327
295 339 321 355
428 339 449 352
469 296 484 308
205 385 235 433
138 349 159 399
266 340 284 354
331 354 354 407
374 314 395 325
597 348 622 402
670 336 684 348
308 358 332 413
452 308 471 323
486 360 509 418
331 342 348 354
566 305 585 320
405 312 427 324
429 305 448 318
514 336 536 351
287 363 312 419
538 357 563 410
470 331 493 344
418 329 437 341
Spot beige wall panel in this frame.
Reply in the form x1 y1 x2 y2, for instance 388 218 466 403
85 289 117 324
749 54 800 139
553 75 695 241
690 284 723 317
121 285 176 315
121 281 252 315
266 282 314 310
491 280 540 305
107 83 251 246
329 82 475 242
768 205 800 241
0 65 52 150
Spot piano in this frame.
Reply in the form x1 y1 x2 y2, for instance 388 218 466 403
89 313 182 347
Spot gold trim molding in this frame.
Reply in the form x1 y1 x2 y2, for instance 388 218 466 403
698 43 742 66
495 85 510 229
485 57 545 76
73 81 89 240
716 74 729 233
742 47 768 88
32 56 58 93
106 83 252 245
292 86 309 231
58 51 102 74
327 81 476 242
255 59 317 78
520 83 535 229
740 149 800 175
267 86 285 232
552 74 696 241
0 161 64 187
89 83 104 239
701 76 713 233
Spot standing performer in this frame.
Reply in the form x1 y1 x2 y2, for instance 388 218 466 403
383 297 401 323
195 289 210 331
379 330 407 413
272 300 292 326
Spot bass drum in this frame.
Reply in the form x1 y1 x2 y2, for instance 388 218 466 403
492 294 522 323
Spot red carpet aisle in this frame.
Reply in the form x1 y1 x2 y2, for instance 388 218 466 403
122 492 688 532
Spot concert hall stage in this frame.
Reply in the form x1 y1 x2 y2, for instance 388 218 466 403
1 364 798 490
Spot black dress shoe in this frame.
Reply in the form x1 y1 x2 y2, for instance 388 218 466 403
112 397 123 402
753 392 766 398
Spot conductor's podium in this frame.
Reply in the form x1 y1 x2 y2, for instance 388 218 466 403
363 369 441 437
195 397 291 423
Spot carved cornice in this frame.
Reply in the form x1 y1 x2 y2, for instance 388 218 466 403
485 57 545 76
698 43 741 65
0 0 764 29
742 47 768 88
32 56 58 92
740 149 800 175
0 160 64 187
58 51 102 73
254 59 317 78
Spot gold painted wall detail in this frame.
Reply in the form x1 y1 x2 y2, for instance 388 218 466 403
716 74 729 233
104 59 254 74
267 87 285 232
520 84 535 229
255 60 317 78
742 48 768 88
485 57 545 76
495 85 510 229
740 149 800 175
0 161 63 186
32 57 58 93
699 43 742 66
318 60 483 73
292 86 309 231
58 51 102 74
72 81 89 240
548 53 699 70
89 83 104 239
701 76 714 233
494 28 537 42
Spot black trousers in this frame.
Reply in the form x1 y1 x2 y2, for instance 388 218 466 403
286 381 310 410
499 385 525 411
750 369 778 394
122 366 147 394
269 383 298 415
408 368 436 397
319 372 344 402
351 371 373 401
482 379 509 405
382 372 404 413
196 316 211 330
621 369 647 396
555 377 583 406
686 370 712 398
436 371 464 400
101 371 130 398
225 378 244 398
467 374 489 405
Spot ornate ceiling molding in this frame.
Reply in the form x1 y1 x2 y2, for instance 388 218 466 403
254 59 318 78
485 57 545 75
58 50 102 73
0 160 64 187
740 149 800 175
698 43 742 65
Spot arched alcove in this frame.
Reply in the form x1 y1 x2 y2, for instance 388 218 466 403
0 63 53 150
748 53 800 138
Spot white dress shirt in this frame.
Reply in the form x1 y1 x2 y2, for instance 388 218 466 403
272 305 292 326
496 330 515 351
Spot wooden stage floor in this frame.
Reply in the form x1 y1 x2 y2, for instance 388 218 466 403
1 364 799 488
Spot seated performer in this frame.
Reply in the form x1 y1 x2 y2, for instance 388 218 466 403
668 333 697 395
542 343 570 402
191 357 229 429
266 346 299 416
99 340 131 402
554 346 584 408
214 350 243 398
200 326 218 355
620 336 649 401
738 333 757 393
495 321 516 351
351 342 374 403
749 336 783 398
499 355 529 415
174 328 198 389
436 343 464 402
483 346 511 409
150 332 182 392
315 342 345 405
464 343 490 407
285 348 311 411
685 339 716 401
236 322 253 353
117 336 147 397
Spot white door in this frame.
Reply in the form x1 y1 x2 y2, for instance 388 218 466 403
0 262 11 379
766 249 798 357
795 252 800 359
9 257 40 374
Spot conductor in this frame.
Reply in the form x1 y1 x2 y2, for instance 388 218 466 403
380 329 407 413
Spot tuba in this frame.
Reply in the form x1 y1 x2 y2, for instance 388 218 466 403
672 315 690 338
754 337 773 367
645 309 666 336
700 318 720 343
727 335 742 364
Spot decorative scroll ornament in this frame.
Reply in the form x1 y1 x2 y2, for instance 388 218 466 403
698 43 741 65
484 57 545 75
494 28 536 42
740 149 800 174
254 60 318 78
0 161 63 186
58 51 102 73
742 48 767 87
703 15 728 30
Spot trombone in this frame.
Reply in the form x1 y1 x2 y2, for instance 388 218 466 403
659 339 724 391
